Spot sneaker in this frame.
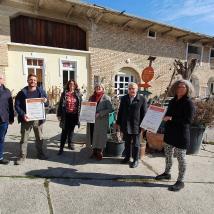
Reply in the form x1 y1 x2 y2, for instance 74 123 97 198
168 181 184 192
155 173 171 180
0 159 10 165
129 160 139 168
120 158 130 164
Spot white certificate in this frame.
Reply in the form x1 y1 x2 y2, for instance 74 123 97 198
79 102 97 123
140 105 166 133
26 98 46 121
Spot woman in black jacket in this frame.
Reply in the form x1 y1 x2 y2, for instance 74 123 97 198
155 79 195 192
57 80 82 155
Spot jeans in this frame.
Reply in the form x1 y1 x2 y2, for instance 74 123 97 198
0 122 8 160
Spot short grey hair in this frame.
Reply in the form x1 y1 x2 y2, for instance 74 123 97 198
128 82 138 89
169 79 194 97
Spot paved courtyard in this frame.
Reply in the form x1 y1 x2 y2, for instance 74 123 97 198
0 114 214 214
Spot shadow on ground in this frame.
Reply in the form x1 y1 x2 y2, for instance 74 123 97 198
25 167 169 188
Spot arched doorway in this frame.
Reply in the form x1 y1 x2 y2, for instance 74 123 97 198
114 67 140 96
190 75 200 97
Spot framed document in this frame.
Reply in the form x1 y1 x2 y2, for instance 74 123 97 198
26 98 46 121
79 102 97 123
140 105 166 133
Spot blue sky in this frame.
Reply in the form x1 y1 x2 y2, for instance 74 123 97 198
83 0 214 36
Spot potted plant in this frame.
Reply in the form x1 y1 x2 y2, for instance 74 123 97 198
104 115 125 157
188 97 214 154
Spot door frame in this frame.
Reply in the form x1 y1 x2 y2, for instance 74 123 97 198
59 58 77 89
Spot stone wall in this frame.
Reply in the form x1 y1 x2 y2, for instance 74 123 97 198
89 22 214 97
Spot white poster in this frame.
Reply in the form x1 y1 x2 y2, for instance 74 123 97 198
26 98 46 121
140 105 166 133
79 102 97 123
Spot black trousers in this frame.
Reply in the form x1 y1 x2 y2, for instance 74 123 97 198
123 133 140 161
60 113 77 150
89 123 94 145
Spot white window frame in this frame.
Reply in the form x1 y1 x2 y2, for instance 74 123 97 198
147 30 156 39
59 57 77 88
22 54 46 88
186 43 203 66
114 74 135 97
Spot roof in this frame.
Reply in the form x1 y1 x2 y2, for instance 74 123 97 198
4 0 214 46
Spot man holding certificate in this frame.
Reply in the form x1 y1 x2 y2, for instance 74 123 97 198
116 82 147 168
15 74 48 164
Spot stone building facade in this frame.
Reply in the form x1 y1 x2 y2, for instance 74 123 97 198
0 0 214 98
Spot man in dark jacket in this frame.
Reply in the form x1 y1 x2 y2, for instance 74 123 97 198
15 74 48 165
116 82 147 168
0 72 14 164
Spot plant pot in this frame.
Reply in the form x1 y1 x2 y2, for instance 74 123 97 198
104 140 125 157
146 132 164 151
187 125 205 155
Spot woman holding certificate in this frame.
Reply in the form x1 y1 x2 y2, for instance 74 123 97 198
57 80 82 155
155 79 195 192
87 83 113 160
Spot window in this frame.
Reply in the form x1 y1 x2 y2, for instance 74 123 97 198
94 75 100 87
114 74 135 96
188 45 200 54
148 30 156 39
211 83 214 94
187 44 203 66
26 58 44 88
210 49 214 69
211 49 214 58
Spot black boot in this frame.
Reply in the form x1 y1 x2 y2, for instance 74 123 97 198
68 142 75 150
58 148 64 155
168 181 184 192
129 160 139 168
155 172 171 180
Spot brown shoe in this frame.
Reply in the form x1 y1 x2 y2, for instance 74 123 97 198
96 149 103 161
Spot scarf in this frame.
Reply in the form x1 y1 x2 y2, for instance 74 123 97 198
90 91 104 103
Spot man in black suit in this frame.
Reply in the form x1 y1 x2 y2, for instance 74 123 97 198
116 82 147 168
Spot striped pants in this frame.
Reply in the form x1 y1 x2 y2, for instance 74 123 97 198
164 143 187 182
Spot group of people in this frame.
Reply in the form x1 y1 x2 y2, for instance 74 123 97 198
0 71 195 191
